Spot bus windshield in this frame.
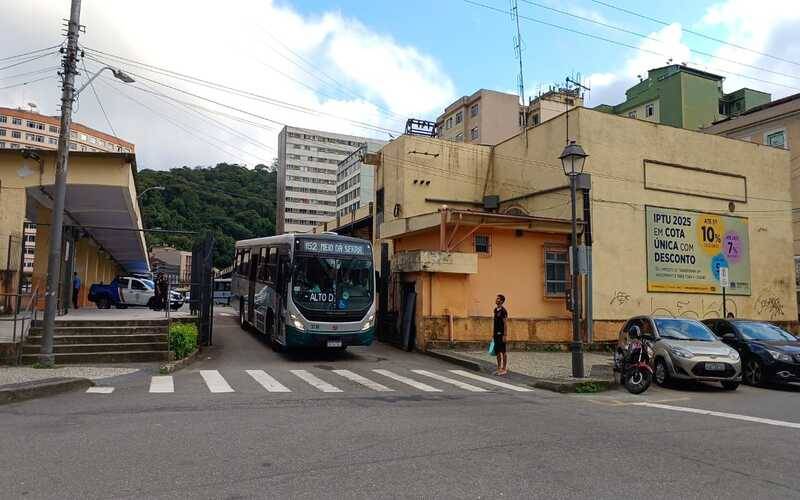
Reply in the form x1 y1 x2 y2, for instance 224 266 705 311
291 255 373 313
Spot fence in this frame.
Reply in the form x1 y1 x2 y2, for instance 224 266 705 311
0 290 39 364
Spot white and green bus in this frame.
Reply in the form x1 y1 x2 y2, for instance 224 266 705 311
231 233 375 350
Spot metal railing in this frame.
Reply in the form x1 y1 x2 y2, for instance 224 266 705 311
0 290 39 364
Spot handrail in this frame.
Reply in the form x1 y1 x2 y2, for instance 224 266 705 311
0 289 38 365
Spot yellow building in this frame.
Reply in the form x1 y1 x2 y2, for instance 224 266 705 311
0 149 148 312
372 107 796 349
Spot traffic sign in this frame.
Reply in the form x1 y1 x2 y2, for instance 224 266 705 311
719 266 730 288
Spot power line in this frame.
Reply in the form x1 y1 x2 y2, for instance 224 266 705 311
82 59 118 137
0 75 57 91
461 0 800 92
588 0 800 69
0 51 58 72
520 0 800 83
0 65 60 82
0 44 62 63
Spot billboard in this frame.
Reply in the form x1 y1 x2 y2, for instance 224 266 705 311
646 206 750 295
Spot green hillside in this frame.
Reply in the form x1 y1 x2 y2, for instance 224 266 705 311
136 163 276 269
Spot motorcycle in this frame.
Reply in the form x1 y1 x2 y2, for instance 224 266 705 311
614 325 654 394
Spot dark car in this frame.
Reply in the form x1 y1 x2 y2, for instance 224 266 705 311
703 319 800 386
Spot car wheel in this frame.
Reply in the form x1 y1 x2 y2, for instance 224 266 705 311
655 358 671 387
743 358 764 386
239 303 247 330
721 381 740 390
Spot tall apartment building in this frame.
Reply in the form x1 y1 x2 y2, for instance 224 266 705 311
277 126 382 234
526 87 584 127
436 89 524 145
594 64 771 131
336 140 385 218
0 106 134 153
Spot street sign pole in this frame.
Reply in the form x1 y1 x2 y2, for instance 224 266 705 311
719 267 730 318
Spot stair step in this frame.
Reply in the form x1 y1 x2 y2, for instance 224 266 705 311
26 334 168 345
22 342 168 354
32 320 170 328
20 351 170 364
28 326 167 336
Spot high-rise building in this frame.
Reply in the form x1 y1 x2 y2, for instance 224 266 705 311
594 64 771 131
276 125 383 234
336 140 385 218
0 106 134 153
436 89 524 145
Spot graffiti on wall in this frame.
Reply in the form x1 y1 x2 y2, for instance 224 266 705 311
609 290 631 308
648 297 738 319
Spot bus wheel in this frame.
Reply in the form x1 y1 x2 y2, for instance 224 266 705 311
239 303 248 331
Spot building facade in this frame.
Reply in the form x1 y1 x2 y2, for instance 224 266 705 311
336 140 385 218
276 125 381 234
150 246 193 285
526 88 584 127
595 65 771 131
371 107 795 350
0 107 134 153
435 89 525 145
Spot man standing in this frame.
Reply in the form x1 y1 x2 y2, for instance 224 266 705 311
72 272 81 309
493 294 509 375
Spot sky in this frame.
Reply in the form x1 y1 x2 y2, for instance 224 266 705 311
1 0 799 170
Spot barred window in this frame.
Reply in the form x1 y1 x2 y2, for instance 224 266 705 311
544 248 568 296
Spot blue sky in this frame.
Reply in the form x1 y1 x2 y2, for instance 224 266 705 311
1 0 798 168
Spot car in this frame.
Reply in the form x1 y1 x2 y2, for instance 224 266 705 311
703 319 800 386
618 316 742 390
88 276 183 310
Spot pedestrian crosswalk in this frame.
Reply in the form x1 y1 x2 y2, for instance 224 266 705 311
87 368 536 396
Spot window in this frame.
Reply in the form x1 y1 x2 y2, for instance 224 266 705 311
628 111 637 119
455 111 463 124
532 113 540 126
470 127 479 140
48 137 57 145
12 131 21 139
69 142 77 150
34 135 44 143
12 117 22 125
25 235 35 242
766 130 786 149
131 280 148 291
470 103 479 117
446 117 453 129
25 133 35 141
454 132 464 142
544 248 568 297
645 103 654 118
0 142 5 148
0 116 6 123
257 247 268 281
48 125 58 133
25 248 35 255
474 234 491 254
10 143 19 149
0 129 4 136
79 133 87 141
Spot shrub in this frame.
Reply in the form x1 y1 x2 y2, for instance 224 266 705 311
169 323 198 360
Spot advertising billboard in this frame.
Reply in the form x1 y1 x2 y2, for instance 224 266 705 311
646 206 750 295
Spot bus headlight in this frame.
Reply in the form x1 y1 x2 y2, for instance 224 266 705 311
362 315 375 331
290 313 305 331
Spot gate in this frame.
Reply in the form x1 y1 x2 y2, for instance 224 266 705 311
191 235 215 346
1 232 23 314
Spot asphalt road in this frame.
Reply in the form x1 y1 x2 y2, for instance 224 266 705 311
2 308 800 499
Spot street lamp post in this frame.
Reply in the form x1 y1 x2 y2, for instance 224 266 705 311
137 186 165 199
39 0 136 365
560 140 588 379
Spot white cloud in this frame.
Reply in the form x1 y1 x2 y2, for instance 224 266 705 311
0 1 456 169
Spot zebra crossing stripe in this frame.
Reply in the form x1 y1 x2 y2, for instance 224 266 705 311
149 376 174 393
372 369 442 392
246 370 291 392
333 369 394 392
411 370 488 392
86 387 114 394
449 370 534 392
291 370 343 393
200 370 235 393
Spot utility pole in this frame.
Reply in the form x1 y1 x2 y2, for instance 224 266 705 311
510 0 527 144
40 0 82 365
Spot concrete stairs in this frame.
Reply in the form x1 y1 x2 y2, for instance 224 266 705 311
21 320 170 364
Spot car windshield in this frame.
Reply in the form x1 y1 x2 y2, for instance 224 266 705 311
140 279 155 290
654 319 717 341
737 322 796 342
291 256 373 312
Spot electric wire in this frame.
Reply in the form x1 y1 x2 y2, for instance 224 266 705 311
82 59 118 137
0 75 57 91
0 44 62 63
0 51 59 72
0 65 60 82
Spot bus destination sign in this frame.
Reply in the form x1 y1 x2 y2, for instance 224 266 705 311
300 239 370 256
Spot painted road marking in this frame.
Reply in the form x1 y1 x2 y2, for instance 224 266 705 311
412 370 488 392
635 402 800 429
149 376 175 393
246 370 291 392
291 370 343 393
373 369 442 392
86 387 114 394
200 370 235 393
332 369 394 392
449 370 534 392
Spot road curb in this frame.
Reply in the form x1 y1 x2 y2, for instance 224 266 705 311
0 377 95 405
425 349 613 393
159 348 200 374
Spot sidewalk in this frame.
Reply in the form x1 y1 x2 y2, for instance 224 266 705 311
0 365 142 386
458 350 614 380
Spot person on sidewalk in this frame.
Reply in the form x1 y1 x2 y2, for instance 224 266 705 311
72 272 81 309
493 294 509 376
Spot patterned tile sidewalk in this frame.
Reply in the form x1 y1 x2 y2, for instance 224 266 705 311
457 350 614 380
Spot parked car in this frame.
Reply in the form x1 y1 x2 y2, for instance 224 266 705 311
618 316 741 390
703 319 800 386
89 276 183 310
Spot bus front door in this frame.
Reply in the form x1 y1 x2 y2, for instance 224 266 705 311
247 253 259 324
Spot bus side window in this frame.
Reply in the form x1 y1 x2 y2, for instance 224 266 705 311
258 247 268 282
234 250 242 275
241 249 250 276
267 247 278 283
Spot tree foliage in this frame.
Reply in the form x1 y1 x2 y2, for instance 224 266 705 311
136 163 276 269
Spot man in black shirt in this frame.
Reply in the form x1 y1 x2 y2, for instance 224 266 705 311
493 294 509 375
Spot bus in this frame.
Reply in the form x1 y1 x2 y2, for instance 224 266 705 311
213 278 232 305
231 233 375 350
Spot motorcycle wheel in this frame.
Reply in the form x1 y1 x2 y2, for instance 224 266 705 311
624 368 652 395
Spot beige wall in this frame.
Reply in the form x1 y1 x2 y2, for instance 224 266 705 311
437 90 522 145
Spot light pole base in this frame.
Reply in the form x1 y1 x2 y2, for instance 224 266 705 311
571 341 584 378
